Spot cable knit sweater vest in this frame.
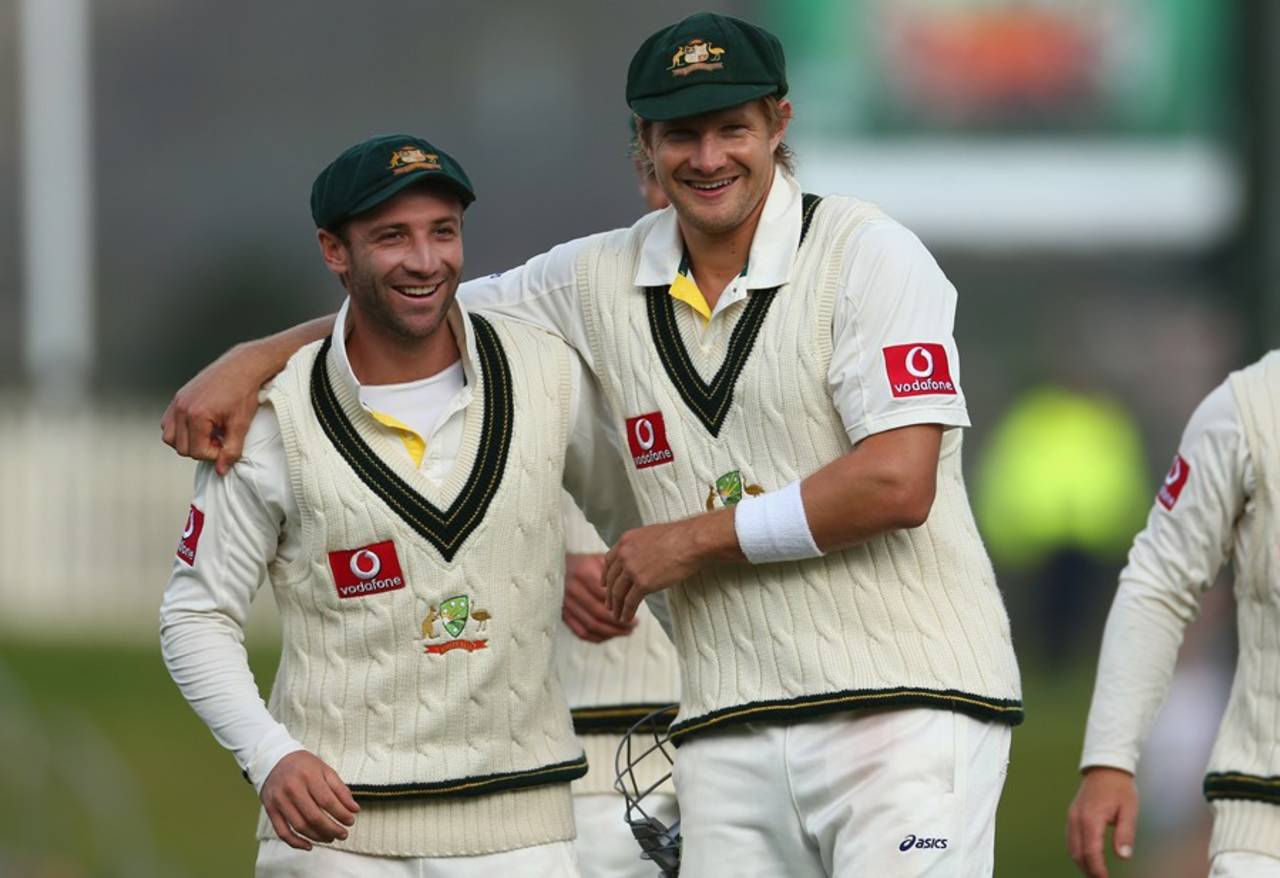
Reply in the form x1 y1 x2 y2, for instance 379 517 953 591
556 495 680 795
261 315 583 856
1205 351 1280 858
575 195 1023 743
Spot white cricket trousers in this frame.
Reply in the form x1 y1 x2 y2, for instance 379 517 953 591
673 708 1010 877
1211 851 1280 877
255 838 580 877
574 792 679 878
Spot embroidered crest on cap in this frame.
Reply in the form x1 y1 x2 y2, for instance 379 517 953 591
176 504 205 566
668 38 726 76
705 469 764 510
1157 453 1190 510
625 412 675 469
388 146 441 175
883 343 957 398
329 540 406 598
418 594 491 655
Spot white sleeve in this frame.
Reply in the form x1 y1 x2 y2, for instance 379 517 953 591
461 235 597 372
158 408 305 792
561 349 643 548
1080 380 1248 773
827 219 971 445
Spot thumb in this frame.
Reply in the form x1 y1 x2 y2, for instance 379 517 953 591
1113 797 1137 861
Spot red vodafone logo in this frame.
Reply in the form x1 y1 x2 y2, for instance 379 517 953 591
625 412 674 469
1157 453 1191 510
883 343 957 398
175 505 205 566
328 540 406 599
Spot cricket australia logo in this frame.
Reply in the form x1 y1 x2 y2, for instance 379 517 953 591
705 469 764 510
418 595 492 655
388 146 441 175
668 38 726 76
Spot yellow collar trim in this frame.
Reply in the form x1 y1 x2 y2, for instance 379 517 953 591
370 409 426 467
669 271 711 322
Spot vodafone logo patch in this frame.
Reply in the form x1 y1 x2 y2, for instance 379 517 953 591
883 343 956 398
625 412 674 469
328 540 406 599
1157 454 1191 510
175 505 204 566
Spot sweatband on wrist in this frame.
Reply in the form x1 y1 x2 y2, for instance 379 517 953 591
733 479 824 564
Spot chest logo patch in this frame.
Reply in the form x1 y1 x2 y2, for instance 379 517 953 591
419 594 491 654
705 470 764 510
883 343 957 398
625 412 675 469
329 540 406 599
1157 453 1191 510
176 505 205 567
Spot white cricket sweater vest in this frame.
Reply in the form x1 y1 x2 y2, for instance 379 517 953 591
575 195 1023 743
1206 351 1280 858
557 496 680 794
262 315 583 857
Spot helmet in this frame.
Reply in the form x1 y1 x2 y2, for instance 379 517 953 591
614 705 681 877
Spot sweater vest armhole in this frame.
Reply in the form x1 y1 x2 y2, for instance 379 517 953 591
267 341 326 586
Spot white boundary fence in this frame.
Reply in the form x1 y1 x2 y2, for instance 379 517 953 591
0 398 277 640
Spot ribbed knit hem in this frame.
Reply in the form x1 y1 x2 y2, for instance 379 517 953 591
1210 800 1280 860
256 782 575 857
572 733 675 797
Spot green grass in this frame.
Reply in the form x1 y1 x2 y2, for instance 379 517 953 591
0 639 1141 877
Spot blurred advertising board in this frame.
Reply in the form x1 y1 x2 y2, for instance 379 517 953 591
768 0 1241 249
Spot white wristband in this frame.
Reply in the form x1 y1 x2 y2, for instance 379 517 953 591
733 479 823 564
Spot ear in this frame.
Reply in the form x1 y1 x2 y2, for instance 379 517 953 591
317 228 350 279
769 99 793 152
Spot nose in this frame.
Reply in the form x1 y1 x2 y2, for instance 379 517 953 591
688 132 727 175
402 233 439 276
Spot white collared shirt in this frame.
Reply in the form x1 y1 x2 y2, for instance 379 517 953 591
160 297 625 790
460 169 970 445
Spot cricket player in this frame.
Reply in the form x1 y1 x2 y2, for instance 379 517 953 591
162 13 1023 876
1068 351 1280 878
160 134 637 876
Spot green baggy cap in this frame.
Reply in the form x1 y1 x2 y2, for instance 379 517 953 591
626 12 787 122
310 134 475 230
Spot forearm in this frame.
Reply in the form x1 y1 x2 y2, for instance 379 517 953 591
800 446 934 553
161 610 303 789
1079 581 1193 773
240 314 335 384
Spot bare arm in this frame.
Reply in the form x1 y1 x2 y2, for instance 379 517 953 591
604 424 942 621
160 315 334 474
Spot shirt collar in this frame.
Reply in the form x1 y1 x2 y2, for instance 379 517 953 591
331 296 479 404
633 168 802 291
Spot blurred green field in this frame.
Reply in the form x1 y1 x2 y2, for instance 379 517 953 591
0 640 1140 877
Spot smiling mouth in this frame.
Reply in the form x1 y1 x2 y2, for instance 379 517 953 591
394 283 441 299
684 177 738 193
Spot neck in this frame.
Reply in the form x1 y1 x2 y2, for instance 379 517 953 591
344 308 461 386
677 169 773 312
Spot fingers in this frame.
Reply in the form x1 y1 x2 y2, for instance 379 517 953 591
309 771 357 828
215 404 254 475
265 803 312 851
563 593 630 642
620 579 644 623
1113 798 1136 863
173 411 191 458
603 550 623 616
161 402 177 449
1079 810 1109 878
325 767 361 816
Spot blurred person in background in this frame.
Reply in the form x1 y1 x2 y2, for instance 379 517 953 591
552 120 679 878
974 386 1149 668
161 12 1022 876
1068 350 1280 878
160 134 638 877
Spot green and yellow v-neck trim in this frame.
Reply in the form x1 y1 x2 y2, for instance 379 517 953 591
645 193 822 437
668 253 748 323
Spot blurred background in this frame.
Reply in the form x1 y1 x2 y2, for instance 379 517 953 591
1 0 1276 875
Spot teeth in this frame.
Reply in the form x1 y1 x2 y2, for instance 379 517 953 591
399 285 439 298
689 179 733 191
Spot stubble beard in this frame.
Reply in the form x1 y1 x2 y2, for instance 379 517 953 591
347 261 450 346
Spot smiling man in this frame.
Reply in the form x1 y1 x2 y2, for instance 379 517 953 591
159 134 635 877
162 13 1022 877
